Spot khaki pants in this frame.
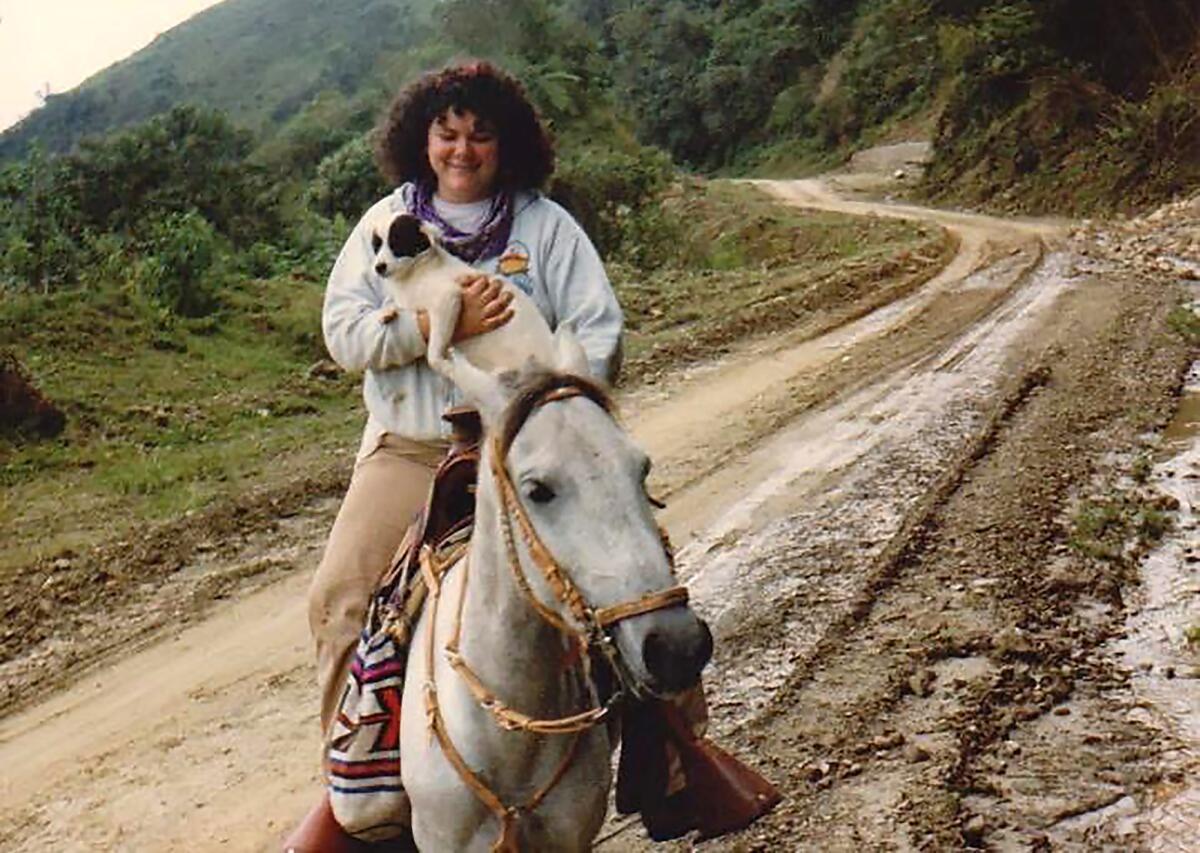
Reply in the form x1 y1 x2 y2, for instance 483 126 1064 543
308 434 447 735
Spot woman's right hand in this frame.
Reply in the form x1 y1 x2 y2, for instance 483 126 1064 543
452 274 515 342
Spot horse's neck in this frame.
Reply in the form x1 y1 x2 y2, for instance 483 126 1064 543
457 468 585 719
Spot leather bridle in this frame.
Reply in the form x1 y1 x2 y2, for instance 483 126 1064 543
420 382 689 852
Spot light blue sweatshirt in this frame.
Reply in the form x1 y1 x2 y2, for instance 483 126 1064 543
322 186 624 457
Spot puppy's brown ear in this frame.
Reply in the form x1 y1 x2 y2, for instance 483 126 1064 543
388 214 431 258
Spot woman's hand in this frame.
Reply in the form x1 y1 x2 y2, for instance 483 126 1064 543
452 274 514 342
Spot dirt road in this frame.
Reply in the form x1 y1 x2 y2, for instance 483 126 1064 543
2 179 1195 851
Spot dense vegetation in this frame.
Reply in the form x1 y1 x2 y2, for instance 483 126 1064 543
595 0 1199 212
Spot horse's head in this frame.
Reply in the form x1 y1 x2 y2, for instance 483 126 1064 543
453 336 712 698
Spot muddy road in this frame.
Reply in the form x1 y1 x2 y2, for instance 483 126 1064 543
2 179 1197 851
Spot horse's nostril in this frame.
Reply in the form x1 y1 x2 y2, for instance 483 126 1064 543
643 630 669 683
642 619 712 694
374 262 387 275
697 619 714 669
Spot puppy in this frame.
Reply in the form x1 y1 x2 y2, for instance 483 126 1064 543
370 212 564 383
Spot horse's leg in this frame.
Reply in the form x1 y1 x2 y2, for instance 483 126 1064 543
532 732 613 852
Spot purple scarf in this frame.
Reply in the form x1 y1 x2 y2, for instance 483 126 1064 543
404 181 515 263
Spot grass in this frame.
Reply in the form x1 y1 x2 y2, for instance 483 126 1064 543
0 180 946 578
1069 495 1174 563
0 271 363 573
613 181 948 384
1130 452 1154 485
1167 305 1200 345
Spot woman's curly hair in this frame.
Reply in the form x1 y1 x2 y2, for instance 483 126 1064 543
375 61 555 191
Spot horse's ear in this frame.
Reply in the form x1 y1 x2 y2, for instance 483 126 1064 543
552 324 591 377
446 351 510 425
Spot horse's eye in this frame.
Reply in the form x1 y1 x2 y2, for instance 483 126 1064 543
526 480 556 504
371 233 383 253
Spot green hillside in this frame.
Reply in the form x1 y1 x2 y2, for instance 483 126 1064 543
5 0 1197 216
0 0 437 160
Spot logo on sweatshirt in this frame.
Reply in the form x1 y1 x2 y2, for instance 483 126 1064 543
498 242 532 294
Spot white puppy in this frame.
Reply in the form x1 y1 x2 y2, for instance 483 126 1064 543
370 211 580 384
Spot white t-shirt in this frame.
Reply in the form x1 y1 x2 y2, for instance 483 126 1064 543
431 196 494 234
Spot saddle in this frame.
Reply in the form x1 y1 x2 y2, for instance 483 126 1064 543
292 407 780 850
376 407 483 650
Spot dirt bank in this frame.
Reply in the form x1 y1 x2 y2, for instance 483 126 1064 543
2 179 1195 851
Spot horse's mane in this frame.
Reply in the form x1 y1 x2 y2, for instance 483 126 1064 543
495 370 616 456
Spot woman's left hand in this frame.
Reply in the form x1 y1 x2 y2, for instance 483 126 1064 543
453 274 514 342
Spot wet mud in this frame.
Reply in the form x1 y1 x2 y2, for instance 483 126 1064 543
599 186 1197 851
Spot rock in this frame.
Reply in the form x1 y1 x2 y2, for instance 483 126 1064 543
993 627 1035 657
1 354 67 439
962 814 988 846
307 359 342 380
904 743 931 763
870 732 906 751
908 668 937 697
1014 704 1041 722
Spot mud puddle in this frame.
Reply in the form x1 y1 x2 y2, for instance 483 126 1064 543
1090 352 1200 848
674 252 1076 603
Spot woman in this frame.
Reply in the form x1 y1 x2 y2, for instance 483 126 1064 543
289 61 623 850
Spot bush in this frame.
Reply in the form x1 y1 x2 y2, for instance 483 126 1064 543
136 211 225 317
0 147 78 291
59 105 281 245
1097 68 1200 201
550 145 679 266
80 231 132 289
304 134 390 221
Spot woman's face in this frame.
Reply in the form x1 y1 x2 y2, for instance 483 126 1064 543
426 108 500 203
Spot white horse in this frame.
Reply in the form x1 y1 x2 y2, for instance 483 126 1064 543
400 342 713 852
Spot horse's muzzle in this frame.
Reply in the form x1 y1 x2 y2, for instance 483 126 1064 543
641 614 713 695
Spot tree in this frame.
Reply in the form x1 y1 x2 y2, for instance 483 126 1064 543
57 105 279 244
0 146 75 291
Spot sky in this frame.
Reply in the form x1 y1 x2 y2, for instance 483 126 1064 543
0 0 226 132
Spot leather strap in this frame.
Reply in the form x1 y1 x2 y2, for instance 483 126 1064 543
594 585 689 627
423 535 588 851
